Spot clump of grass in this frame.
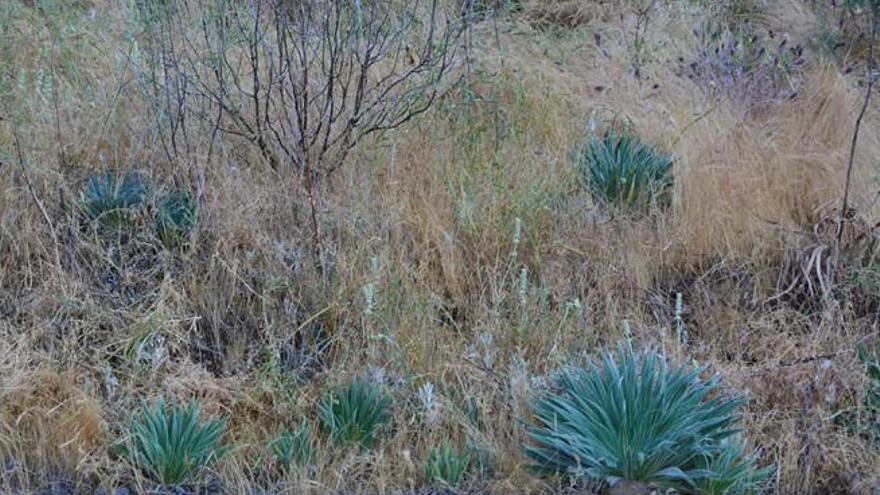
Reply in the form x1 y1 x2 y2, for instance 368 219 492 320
422 442 470 489
269 423 314 471
118 397 228 487
80 171 149 232
318 376 392 448
524 344 762 492
574 128 674 210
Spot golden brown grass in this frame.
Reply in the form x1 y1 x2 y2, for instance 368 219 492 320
2 0 880 493
523 0 616 29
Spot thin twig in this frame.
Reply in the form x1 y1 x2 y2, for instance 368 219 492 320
48 37 69 169
13 129 61 267
836 7 878 266
14 132 55 233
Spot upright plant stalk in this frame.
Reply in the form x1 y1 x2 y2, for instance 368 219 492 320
630 0 658 80
304 156 323 276
836 5 878 270
13 129 62 272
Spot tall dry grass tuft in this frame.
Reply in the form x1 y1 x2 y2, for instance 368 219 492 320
0 369 106 485
371 68 575 319
674 67 868 267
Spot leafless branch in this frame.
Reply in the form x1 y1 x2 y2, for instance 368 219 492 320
133 0 467 272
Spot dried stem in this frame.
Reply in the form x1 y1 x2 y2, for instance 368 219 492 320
13 129 60 268
835 6 878 268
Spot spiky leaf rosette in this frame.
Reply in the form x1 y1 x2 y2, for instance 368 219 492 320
269 423 314 470
524 345 744 491
318 376 392 448
693 438 772 495
155 188 196 246
423 441 470 488
120 397 228 487
80 170 149 231
576 130 673 209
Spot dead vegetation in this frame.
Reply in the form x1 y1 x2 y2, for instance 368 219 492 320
1 0 880 493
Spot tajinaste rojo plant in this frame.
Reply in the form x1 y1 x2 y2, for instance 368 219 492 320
523 344 768 493
269 422 315 471
117 397 229 487
318 376 392 448
154 187 197 247
422 441 470 489
79 170 149 233
574 128 674 211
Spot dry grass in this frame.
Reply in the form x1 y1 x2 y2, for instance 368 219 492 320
2 0 880 493
523 0 616 29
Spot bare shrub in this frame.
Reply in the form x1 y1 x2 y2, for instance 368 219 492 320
133 0 467 266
